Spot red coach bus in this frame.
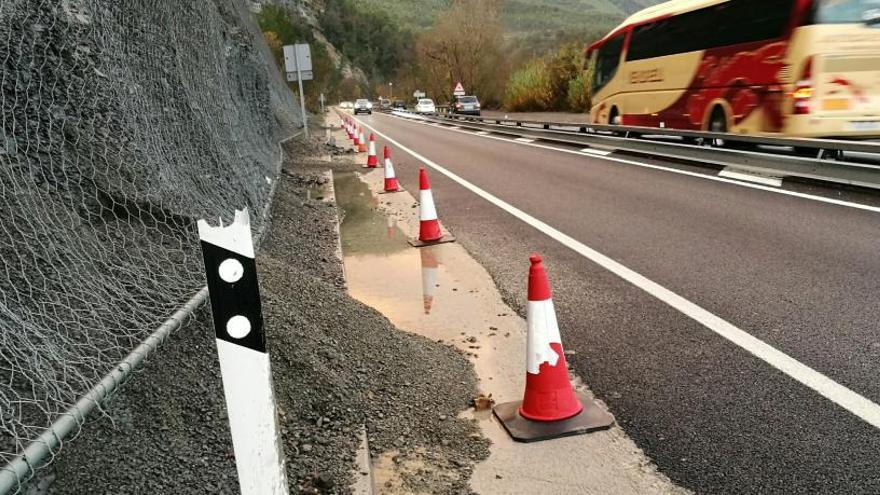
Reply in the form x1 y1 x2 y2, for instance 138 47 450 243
586 0 880 138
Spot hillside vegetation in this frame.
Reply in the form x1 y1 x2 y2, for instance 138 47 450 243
256 0 667 113
362 0 663 53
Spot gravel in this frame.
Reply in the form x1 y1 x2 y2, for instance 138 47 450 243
46 136 489 494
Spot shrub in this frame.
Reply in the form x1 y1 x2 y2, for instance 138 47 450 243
566 71 591 113
503 60 552 111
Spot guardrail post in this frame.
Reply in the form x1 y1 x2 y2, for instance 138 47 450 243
198 209 289 495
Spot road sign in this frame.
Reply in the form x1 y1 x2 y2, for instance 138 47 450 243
283 44 312 73
413 90 426 99
285 70 313 82
283 43 312 138
453 82 465 96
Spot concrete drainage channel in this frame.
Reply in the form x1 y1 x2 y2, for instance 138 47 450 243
328 114 689 494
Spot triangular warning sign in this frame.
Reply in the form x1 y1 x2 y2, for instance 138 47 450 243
453 82 465 93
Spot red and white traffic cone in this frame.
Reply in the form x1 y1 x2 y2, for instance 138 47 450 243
357 129 367 153
493 254 614 442
409 168 455 247
418 168 441 242
351 125 359 147
365 134 378 168
420 248 439 315
382 147 400 192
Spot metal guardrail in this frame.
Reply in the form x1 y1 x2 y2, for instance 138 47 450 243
436 113 880 155
423 113 880 190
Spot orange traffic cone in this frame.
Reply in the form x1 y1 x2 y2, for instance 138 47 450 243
408 168 455 247
493 254 614 442
351 124 359 147
357 128 367 153
408 168 455 246
382 147 400 192
365 134 378 168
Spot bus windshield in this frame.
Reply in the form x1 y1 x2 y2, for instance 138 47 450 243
813 0 880 24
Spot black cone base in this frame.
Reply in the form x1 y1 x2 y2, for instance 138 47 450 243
493 392 614 443
378 188 405 195
408 235 456 248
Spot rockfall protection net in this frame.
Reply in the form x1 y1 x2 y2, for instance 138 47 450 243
0 0 299 484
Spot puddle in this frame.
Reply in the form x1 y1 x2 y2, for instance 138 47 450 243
335 170 410 256
329 114 687 495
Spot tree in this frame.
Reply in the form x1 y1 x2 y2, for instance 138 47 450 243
415 0 507 106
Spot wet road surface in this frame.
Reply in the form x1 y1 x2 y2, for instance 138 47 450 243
347 111 880 494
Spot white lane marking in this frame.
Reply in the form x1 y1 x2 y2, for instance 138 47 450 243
394 115 880 213
353 114 880 430
580 147 612 156
719 167 783 187
475 131 489 136
515 137 536 143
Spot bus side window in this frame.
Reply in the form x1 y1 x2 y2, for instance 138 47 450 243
627 0 796 61
591 34 625 94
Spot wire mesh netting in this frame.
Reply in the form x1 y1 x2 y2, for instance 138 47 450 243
0 0 299 486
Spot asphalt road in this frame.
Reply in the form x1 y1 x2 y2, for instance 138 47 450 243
348 111 880 494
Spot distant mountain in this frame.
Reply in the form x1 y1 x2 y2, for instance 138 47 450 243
360 0 666 54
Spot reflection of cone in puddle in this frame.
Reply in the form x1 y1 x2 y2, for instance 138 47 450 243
493 254 614 442
386 216 395 239
365 134 378 168
420 248 439 315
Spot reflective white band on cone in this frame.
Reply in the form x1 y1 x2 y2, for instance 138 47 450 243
526 298 563 374
419 189 438 221
385 159 395 178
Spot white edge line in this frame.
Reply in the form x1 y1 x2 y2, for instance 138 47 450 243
352 114 880 430
396 115 880 213
580 147 612 156
719 168 783 188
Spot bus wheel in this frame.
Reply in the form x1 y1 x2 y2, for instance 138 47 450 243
708 107 727 147
609 108 623 136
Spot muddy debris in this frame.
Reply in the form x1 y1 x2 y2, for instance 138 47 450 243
473 394 495 411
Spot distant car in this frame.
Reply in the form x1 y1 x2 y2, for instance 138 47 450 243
392 100 406 110
354 99 372 115
415 98 436 115
451 95 481 116
379 98 391 111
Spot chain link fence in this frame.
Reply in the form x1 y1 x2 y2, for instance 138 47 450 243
0 0 299 489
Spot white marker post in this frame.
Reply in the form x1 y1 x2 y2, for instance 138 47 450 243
198 209 289 495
